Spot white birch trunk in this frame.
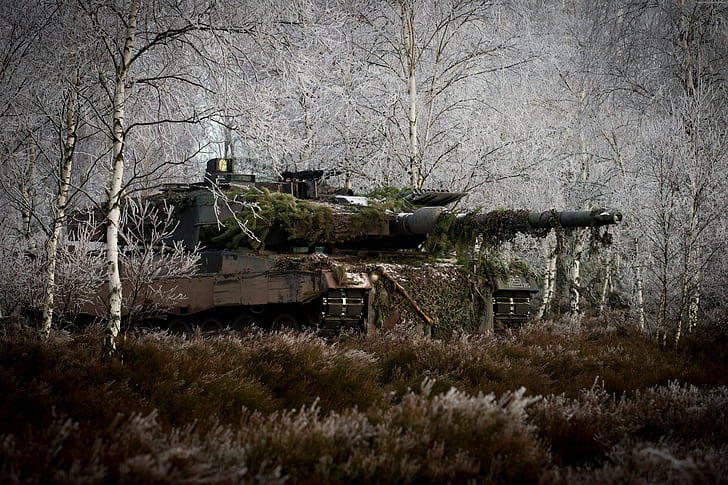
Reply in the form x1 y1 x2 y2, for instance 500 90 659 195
634 240 646 330
598 257 612 314
223 116 235 159
569 230 587 316
675 239 694 348
677 246 701 346
688 266 700 332
675 310 683 349
636 266 645 330
402 4 422 189
20 146 37 244
677 197 701 346
300 90 314 169
569 85 591 319
536 234 557 320
105 0 140 354
407 69 420 188
41 70 79 338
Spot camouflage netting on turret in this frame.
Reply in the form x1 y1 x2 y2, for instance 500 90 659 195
200 190 389 250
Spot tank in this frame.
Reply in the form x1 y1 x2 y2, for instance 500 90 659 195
71 158 622 335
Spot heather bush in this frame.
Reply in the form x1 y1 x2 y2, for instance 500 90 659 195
351 317 722 401
240 330 384 412
531 381 728 478
117 330 280 424
1 316 726 483
236 380 546 483
360 381 546 483
0 409 288 485
554 442 728 485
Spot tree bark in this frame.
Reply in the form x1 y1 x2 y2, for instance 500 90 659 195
598 256 612 314
20 146 37 244
402 3 422 189
536 234 557 320
41 69 79 338
105 0 140 355
633 240 646 330
568 229 587 316
688 266 700 332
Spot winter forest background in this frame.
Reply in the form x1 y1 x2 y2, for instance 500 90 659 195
0 0 726 341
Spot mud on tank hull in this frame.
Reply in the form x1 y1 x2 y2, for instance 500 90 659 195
73 250 540 336
162 255 540 336
76 251 372 336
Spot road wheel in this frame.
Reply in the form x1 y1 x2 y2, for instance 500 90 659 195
167 317 192 335
200 317 224 334
271 313 301 332
232 312 260 331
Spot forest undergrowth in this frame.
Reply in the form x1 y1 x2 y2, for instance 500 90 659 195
1 313 726 484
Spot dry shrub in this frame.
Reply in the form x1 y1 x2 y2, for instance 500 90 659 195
239 379 546 484
1 316 727 483
530 381 728 480
0 410 286 485
361 381 547 484
354 318 708 401
117 328 382 423
0 325 136 434
117 330 279 424
241 330 384 412
354 326 543 398
508 315 717 395
625 383 728 445
553 442 728 485
0 380 545 484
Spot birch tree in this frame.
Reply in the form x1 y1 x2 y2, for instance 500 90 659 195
211 1 363 183
574 0 727 336
514 3 619 318
670 2 727 345
117 198 200 325
71 0 256 353
0 1 98 331
0 2 53 244
102 0 140 353
40 69 80 337
351 0 523 190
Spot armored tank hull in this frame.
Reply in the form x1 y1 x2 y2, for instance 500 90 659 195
70 158 621 335
167 251 371 335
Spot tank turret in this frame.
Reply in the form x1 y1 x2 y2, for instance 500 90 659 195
189 158 622 252
186 192 621 253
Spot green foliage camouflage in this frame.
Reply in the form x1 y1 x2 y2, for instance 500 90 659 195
199 189 402 251
364 186 414 212
348 202 389 234
426 209 549 257
421 209 539 292
197 183 555 264
201 189 336 250
366 257 532 335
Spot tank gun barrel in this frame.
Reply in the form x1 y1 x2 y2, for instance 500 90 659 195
526 209 622 229
392 207 622 236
